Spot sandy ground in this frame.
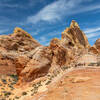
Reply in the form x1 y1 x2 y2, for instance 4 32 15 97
33 67 100 100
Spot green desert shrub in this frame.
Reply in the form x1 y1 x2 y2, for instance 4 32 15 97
9 75 18 81
4 91 11 97
45 80 51 85
1 79 7 84
88 63 97 66
97 62 100 66
15 96 20 99
22 92 27 96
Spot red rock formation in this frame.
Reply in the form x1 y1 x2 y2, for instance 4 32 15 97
0 21 90 84
49 20 90 71
49 38 74 71
61 20 90 49
0 27 40 75
19 46 52 82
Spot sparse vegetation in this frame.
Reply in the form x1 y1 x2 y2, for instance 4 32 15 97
45 80 51 85
37 81 42 87
61 66 68 71
9 74 18 82
22 92 27 96
15 96 20 99
0 75 18 99
1 79 7 84
4 91 11 97
97 62 100 66
88 63 97 66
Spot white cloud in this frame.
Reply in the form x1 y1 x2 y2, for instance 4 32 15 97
84 27 100 34
0 0 28 9
30 31 39 36
0 29 9 34
89 37 99 42
39 37 47 42
34 32 38 35
37 36 50 46
27 0 100 24
44 30 62 37
36 29 63 45
86 33 100 38
84 27 100 39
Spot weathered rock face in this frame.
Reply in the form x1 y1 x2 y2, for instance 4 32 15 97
50 38 67 67
0 27 40 76
15 55 30 76
19 46 53 82
49 38 74 70
49 20 90 70
61 20 90 49
0 53 16 75
0 27 40 53
0 21 91 84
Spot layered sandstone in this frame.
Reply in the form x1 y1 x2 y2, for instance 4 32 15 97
0 27 40 75
49 20 90 70
61 20 90 49
0 21 90 84
18 20 90 83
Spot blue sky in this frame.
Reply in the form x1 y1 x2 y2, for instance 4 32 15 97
0 0 100 46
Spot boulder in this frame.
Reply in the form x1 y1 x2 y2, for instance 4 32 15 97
19 46 52 82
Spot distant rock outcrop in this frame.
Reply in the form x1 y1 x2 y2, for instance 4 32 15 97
89 46 98 54
95 38 100 53
89 38 100 54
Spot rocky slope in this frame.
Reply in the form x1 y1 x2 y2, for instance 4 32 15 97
0 20 100 100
